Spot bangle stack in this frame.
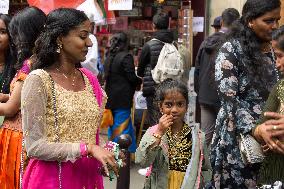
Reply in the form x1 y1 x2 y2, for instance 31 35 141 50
152 133 162 140
254 126 262 142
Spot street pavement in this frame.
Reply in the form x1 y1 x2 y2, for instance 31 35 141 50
103 164 145 189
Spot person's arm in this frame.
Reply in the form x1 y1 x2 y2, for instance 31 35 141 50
194 42 204 93
137 44 150 77
0 81 22 117
0 93 9 103
215 40 256 134
135 128 163 168
121 54 142 87
135 114 173 167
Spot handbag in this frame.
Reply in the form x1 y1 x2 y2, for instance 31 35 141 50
239 134 265 164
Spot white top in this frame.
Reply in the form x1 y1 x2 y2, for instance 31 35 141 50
81 34 99 76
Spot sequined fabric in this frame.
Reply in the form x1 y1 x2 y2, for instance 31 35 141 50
167 124 192 189
167 124 192 172
38 70 105 144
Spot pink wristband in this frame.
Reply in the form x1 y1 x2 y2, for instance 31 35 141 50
80 143 88 157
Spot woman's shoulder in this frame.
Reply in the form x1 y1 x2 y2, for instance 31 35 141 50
25 69 50 86
29 69 49 78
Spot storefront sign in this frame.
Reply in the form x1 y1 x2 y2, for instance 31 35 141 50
193 17 204 32
108 0 133 11
134 91 147 110
0 0 9 14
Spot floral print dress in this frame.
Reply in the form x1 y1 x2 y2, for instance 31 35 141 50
211 39 278 189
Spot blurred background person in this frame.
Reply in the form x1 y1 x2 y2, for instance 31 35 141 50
104 32 142 153
211 16 222 33
194 8 240 147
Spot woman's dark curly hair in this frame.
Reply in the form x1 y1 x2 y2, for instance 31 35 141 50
32 8 88 70
9 6 46 70
104 32 128 79
228 0 280 88
0 14 16 94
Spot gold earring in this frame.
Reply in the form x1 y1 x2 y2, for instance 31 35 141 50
56 44 63 53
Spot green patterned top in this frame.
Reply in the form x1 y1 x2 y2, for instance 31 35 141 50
257 79 284 184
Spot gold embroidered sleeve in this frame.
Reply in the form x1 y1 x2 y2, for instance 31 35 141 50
21 73 80 162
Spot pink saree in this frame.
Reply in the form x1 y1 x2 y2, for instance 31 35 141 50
23 68 104 189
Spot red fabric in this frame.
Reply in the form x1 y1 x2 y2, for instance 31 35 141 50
28 0 86 14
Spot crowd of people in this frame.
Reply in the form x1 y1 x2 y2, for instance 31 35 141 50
0 0 283 188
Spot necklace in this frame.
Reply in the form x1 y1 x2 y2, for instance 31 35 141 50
55 67 76 86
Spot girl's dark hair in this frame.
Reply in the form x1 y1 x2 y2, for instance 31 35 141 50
32 8 88 70
0 14 16 93
228 0 280 88
155 79 188 106
9 6 46 70
104 32 128 79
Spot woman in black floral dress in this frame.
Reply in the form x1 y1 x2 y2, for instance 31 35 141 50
211 0 281 188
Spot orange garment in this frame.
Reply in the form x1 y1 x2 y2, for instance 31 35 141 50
0 60 31 189
0 129 22 189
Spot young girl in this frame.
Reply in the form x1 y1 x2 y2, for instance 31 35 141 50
135 79 212 189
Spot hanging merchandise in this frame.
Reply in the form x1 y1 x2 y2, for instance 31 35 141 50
77 0 105 25
28 0 85 14
98 0 116 25
108 0 133 10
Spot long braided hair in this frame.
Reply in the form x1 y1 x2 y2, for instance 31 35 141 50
104 32 128 80
9 6 46 70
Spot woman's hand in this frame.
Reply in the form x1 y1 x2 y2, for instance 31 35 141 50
87 144 119 177
155 114 173 136
260 112 284 154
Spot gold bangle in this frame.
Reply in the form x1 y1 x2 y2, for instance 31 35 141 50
152 133 162 140
254 126 262 141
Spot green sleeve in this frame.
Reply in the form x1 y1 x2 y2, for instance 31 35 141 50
135 129 163 168
258 81 281 125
